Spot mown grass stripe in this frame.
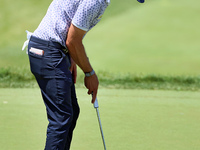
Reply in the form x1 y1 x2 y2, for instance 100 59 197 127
0 68 200 90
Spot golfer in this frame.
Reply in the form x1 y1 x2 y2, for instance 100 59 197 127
24 0 144 149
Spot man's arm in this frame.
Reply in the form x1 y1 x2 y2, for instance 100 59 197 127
66 24 99 103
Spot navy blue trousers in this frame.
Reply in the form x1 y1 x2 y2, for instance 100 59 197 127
28 36 80 150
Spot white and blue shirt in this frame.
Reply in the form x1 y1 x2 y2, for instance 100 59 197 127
33 0 110 47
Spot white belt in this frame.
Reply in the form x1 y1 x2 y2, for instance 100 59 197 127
22 30 33 53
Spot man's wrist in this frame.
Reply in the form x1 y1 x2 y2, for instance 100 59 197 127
85 70 95 77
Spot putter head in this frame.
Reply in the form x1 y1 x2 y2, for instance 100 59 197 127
93 98 99 108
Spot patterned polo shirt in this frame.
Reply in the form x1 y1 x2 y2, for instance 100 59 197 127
33 0 110 47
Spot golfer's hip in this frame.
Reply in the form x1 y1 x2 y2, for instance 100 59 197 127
27 36 71 79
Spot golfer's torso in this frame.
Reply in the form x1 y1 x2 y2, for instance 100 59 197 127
33 0 108 47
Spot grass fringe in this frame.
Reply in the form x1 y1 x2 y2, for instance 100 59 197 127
0 67 200 91
96 72 200 91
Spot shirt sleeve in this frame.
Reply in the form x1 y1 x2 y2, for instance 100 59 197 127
72 0 101 31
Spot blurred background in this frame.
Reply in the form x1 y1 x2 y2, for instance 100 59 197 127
0 0 199 77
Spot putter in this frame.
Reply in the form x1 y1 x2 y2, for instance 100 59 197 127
93 96 107 150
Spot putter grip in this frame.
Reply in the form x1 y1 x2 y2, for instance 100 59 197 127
93 98 99 108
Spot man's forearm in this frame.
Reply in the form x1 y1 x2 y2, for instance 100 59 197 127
66 40 93 73
66 24 99 102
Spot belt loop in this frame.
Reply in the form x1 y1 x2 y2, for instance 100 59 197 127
47 37 52 47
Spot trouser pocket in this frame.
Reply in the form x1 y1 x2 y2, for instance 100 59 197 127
28 39 70 78
28 48 44 77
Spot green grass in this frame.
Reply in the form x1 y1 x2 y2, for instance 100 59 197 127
84 0 200 75
0 0 200 75
1 67 200 90
0 88 200 150
1 1 200 149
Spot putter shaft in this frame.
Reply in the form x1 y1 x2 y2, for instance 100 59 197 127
93 98 107 150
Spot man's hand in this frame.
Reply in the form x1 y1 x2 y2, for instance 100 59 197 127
84 73 99 103
70 57 77 84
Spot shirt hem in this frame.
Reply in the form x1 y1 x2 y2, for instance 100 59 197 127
72 21 89 32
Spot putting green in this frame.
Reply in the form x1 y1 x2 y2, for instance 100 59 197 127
0 88 200 150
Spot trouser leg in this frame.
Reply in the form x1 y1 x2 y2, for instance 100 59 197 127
28 37 79 150
64 84 80 150
36 77 74 150
39 79 80 150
